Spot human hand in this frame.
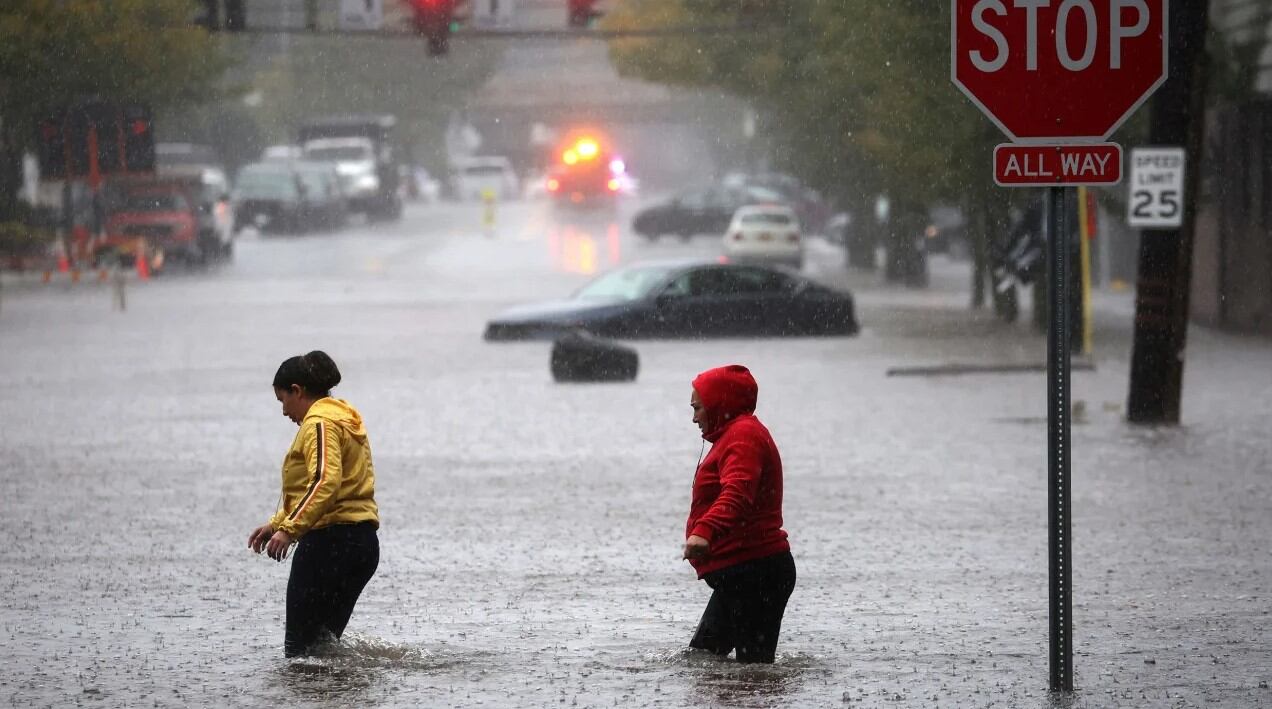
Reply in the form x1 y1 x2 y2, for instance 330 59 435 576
248 524 274 554
266 530 294 562
683 535 710 560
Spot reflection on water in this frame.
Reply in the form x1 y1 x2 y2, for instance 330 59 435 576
548 221 623 275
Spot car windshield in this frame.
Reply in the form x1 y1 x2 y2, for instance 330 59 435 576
739 212 794 226
119 191 187 212
235 170 296 199
573 265 672 301
305 146 370 161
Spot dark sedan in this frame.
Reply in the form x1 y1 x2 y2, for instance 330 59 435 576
632 185 785 240
483 261 858 341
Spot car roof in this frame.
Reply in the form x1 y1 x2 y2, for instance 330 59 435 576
239 162 294 175
303 137 373 148
734 204 797 217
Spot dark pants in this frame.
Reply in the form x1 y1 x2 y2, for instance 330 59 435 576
689 551 796 663
285 521 379 657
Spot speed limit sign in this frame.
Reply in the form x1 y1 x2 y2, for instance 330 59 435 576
1128 147 1185 228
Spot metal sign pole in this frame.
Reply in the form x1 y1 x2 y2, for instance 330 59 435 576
1047 185 1074 692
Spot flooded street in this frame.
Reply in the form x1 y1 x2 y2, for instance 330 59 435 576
2 197 1270 708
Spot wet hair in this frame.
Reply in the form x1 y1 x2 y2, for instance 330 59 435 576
273 350 341 398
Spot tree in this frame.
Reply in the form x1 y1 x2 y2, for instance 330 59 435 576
607 1 1004 295
0 0 229 220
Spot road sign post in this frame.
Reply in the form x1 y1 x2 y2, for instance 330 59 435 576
951 0 1169 694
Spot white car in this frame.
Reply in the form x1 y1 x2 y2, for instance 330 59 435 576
723 204 803 268
452 156 519 201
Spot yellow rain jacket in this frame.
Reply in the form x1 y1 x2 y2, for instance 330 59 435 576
269 398 379 537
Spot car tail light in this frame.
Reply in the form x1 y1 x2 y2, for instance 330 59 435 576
786 232 801 243
607 178 620 191
730 232 743 241
547 178 560 192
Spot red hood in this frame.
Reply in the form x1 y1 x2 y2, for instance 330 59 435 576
692 365 758 439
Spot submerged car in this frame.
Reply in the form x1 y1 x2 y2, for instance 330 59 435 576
483 260 858 341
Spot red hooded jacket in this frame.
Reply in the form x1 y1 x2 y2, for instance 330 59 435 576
686 365 790 577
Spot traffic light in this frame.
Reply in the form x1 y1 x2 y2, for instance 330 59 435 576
568 0 601 28
121 105 156 173
32 103 153 180
410 0 455 56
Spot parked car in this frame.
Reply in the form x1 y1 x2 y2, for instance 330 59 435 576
924 204 969 258
292 160 349 230
724 172 832 235
232 162 320 234
723 204 803 268
452 156 519 200
98 178 206 269
632 184 785 240
484 260 858 341
298 115 403 220
155 166 235 259
401 165 442 202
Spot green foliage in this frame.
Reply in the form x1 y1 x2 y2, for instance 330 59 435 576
0 0 229 140
606 0 996 207
0 220 54 258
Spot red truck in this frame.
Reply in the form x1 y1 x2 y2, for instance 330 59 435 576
98 177 229 270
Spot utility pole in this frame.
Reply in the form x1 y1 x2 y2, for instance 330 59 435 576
1126 0 1212 424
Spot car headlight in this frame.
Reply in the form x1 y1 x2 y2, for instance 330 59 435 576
355 174 379 191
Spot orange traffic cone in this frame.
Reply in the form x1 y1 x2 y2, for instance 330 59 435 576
135 246 150 281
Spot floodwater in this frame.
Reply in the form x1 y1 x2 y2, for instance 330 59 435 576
2 200 1270 707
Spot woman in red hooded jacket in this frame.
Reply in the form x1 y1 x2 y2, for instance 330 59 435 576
683 364 796 664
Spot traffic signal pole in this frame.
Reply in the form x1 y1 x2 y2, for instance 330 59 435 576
1126 0 1211 424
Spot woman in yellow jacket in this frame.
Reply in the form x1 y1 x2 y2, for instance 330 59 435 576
247 351 380 657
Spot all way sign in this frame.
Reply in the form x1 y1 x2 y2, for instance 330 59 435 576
993 143 1123 186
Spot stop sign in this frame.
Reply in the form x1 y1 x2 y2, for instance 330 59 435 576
952 0 1167 142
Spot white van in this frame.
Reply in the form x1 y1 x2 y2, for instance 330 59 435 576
452 156 519 201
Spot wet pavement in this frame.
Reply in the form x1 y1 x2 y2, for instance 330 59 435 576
2 197 1270 708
